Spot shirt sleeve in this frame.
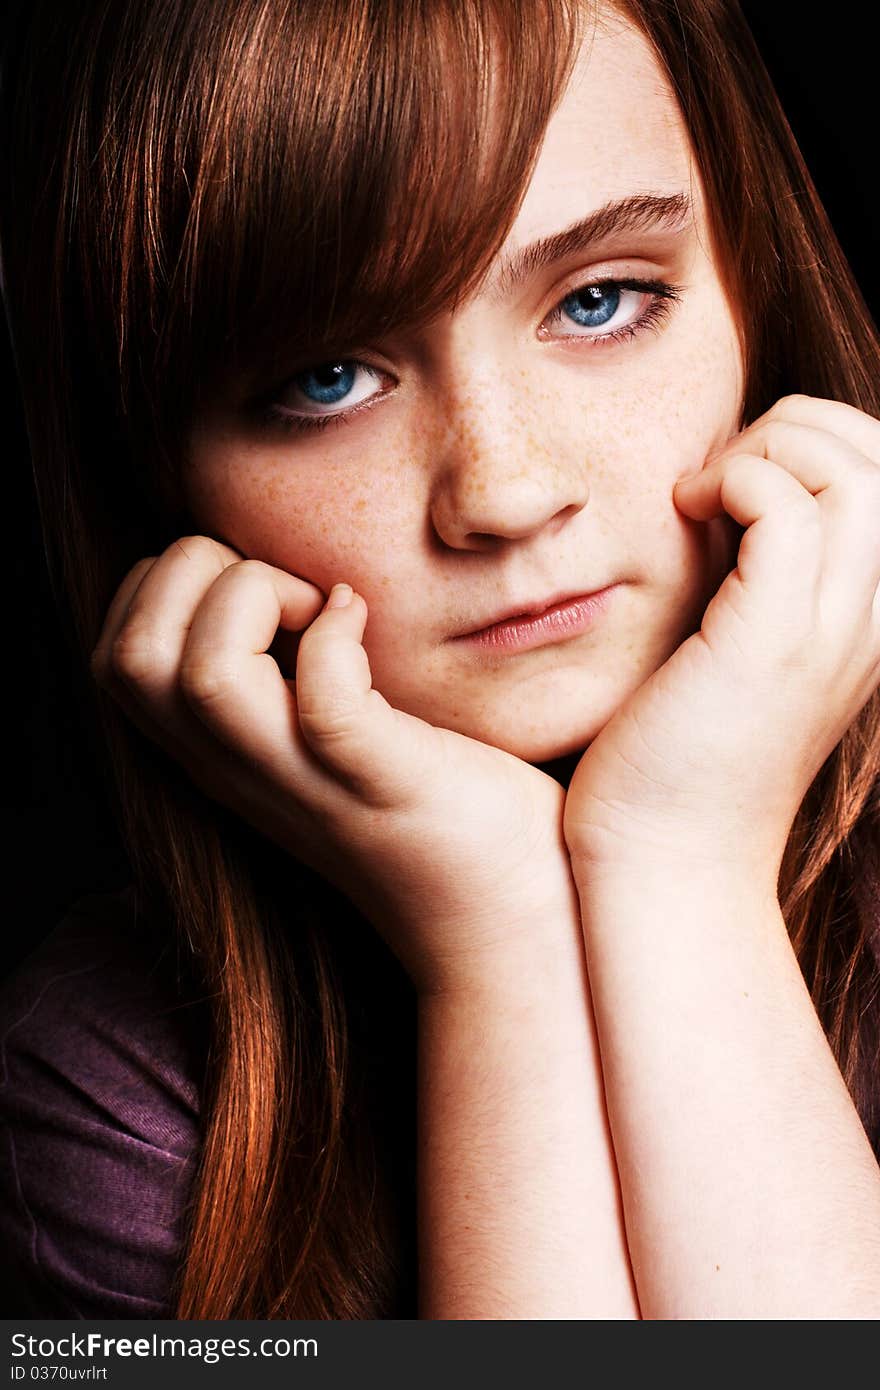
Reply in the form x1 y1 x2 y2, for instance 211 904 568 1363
0 887 205 1318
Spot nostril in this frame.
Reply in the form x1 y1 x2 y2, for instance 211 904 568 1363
429 459 589 551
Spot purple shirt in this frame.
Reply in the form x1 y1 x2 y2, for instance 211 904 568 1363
0 887 206 1317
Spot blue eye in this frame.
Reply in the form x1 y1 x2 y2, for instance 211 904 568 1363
294 362 358 405
543 278 680 341
560 283 622 328
275 360 386 421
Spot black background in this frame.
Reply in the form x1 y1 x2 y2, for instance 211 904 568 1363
2 6 877 975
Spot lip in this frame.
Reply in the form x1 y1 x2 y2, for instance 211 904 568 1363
453 586 617 653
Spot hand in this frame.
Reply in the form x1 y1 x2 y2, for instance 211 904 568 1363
563 395 880 884
91 537 575 994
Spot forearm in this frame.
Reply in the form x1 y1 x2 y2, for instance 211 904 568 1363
416 896 639 1319
575 859 880 1318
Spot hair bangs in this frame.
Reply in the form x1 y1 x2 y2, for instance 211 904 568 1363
104 0 585 445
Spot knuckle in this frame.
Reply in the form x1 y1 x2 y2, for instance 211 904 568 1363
296 691 360 743
179 655 240 708
760 418 791 450
171 534 228 571
774 392 811 415
109 626 170 686
228 558 267 585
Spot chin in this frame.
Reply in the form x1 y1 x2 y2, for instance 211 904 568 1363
467 711 603 765
402 663 628 763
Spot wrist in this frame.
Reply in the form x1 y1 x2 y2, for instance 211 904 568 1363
411 888 587 1001
569 845 781 915
566 823 783 899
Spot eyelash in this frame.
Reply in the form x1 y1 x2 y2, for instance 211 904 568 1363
258 276 683 437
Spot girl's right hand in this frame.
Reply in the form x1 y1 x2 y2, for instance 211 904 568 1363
91 537 577 994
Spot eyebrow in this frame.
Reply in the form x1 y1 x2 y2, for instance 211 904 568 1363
488 191 693 300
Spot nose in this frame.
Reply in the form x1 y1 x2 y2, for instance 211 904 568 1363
429 388 590 550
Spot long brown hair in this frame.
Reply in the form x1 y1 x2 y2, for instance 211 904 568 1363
2 0 879 1317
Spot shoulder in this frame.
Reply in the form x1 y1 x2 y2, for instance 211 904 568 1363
0 885 208 1317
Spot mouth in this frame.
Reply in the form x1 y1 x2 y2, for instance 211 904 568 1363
452 586 618 653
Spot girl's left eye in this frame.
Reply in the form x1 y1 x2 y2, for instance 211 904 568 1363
259 277 682 437
543 277 682 344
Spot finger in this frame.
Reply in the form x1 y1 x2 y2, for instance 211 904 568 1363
679 421 880 599
745 394 880 467
179 560 336 784
90 556 158 683
95 652 209 776
295 585 427 803
675 452 822 623
695 420 871 497
101 536 243 720
92 541 249 776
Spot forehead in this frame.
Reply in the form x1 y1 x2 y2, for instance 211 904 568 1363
506 12 697 249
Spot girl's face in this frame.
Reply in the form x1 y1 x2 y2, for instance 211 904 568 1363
186 13 744 764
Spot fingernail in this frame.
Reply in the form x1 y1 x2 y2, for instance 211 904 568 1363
326 583 353 610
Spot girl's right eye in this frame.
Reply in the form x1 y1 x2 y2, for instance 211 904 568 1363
260 361 389 436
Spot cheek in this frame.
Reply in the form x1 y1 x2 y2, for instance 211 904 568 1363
186 448 417 591
666 340 745 589
602 328 743 605
651 331 744 471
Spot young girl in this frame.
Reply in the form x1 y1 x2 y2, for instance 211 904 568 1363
2 0 880 1320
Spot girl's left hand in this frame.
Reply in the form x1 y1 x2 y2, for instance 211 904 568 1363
564 394 880 884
